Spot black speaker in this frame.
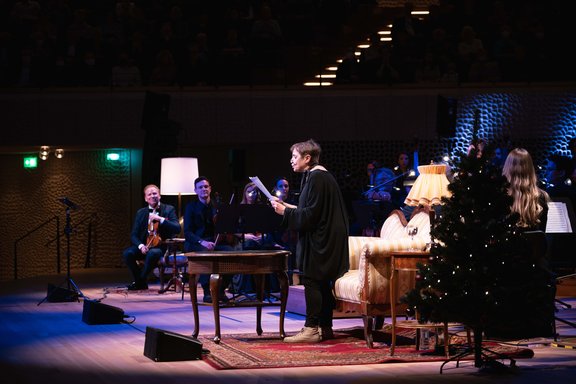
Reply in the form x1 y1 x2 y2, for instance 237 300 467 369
46 284 78 302
82 299 125 325
436 95 457 137
144 326 203 362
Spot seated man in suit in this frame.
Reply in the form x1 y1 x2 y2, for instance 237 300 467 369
122 184 181 290
183 176 236 303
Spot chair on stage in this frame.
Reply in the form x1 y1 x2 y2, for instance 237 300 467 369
333 208 430 348
158 238 187 300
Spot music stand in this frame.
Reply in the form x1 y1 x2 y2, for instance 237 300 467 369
38 197 85 305
215 204 283 301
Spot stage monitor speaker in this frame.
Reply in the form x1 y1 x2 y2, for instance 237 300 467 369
82 299 125 325
46 283 78 302
144 326 203 362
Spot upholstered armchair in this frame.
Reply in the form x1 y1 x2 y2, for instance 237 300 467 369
333 209 430 348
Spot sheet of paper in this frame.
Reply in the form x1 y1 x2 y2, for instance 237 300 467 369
249 176 274 201
546 201 573 233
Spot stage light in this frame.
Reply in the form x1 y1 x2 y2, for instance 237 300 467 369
106 153 120 161
24 156 38 168
55 149 64 159
39 146 50 160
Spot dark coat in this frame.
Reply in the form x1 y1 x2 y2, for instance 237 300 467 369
283 168 349 280
183 199 217 251
129 203 180 250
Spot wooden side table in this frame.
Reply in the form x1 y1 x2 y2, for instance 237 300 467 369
389 251 468 358
389 250 438 355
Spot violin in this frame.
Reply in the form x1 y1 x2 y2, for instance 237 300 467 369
146 208 162 248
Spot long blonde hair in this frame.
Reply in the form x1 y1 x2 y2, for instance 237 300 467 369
502 148 549 228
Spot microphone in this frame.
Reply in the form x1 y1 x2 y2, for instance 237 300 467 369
58 197 80 210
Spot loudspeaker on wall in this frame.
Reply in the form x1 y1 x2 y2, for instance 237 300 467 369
82 299 125 325
144 326 203 362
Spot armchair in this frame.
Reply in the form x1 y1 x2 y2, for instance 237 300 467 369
333 209 430 348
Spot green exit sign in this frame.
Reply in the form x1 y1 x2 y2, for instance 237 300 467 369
24 156 38 168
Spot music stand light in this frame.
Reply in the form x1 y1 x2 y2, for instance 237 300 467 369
160 157 199 234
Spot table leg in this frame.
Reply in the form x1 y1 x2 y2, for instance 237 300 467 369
277 271 289 338
254 275 264 335
188 273 199 338
390 258 397 355
209 273 222 343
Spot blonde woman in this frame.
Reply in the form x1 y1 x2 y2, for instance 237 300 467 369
502 148 550 231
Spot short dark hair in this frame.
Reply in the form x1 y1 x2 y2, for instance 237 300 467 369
290 139 321 165
194 176 210 187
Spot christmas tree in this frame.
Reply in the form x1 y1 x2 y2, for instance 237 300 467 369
403 144 553 368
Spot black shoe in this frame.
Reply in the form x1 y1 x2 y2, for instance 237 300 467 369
127 282 148 291
202 295 213 303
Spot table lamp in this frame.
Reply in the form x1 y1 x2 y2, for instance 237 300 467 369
404 164 451 221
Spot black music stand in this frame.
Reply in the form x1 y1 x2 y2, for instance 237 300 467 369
215 204 283 301
38 197 85 305
215 204 282 242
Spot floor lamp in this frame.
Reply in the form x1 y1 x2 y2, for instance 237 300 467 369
160 157 199 236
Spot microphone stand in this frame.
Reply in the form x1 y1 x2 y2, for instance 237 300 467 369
38 199 85 305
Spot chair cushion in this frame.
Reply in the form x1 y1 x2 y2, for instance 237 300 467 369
334 270 362 302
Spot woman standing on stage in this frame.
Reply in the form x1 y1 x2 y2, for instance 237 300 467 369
271 139 349 343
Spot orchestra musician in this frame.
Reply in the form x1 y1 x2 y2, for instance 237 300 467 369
122 184 180 291
183 176 235 303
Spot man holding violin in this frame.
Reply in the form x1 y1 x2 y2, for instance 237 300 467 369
122 184 181 290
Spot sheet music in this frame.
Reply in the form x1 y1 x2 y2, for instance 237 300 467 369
546 201 573 233
249 176 274 201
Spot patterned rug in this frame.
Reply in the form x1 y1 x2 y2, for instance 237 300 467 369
200 326 534 370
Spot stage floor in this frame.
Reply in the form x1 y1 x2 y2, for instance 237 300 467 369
1 268 576 384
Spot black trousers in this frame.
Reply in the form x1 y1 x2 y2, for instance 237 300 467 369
122 245 163 283
301 275 335 328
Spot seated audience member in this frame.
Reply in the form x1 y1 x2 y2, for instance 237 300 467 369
391 150 419 208
364 161 394 202
122 184 180 290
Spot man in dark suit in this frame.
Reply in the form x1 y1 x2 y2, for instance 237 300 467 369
122 184 180 290
183 176 235 303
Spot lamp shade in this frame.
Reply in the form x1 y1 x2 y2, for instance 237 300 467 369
160 157 199 195
404 164 451 207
